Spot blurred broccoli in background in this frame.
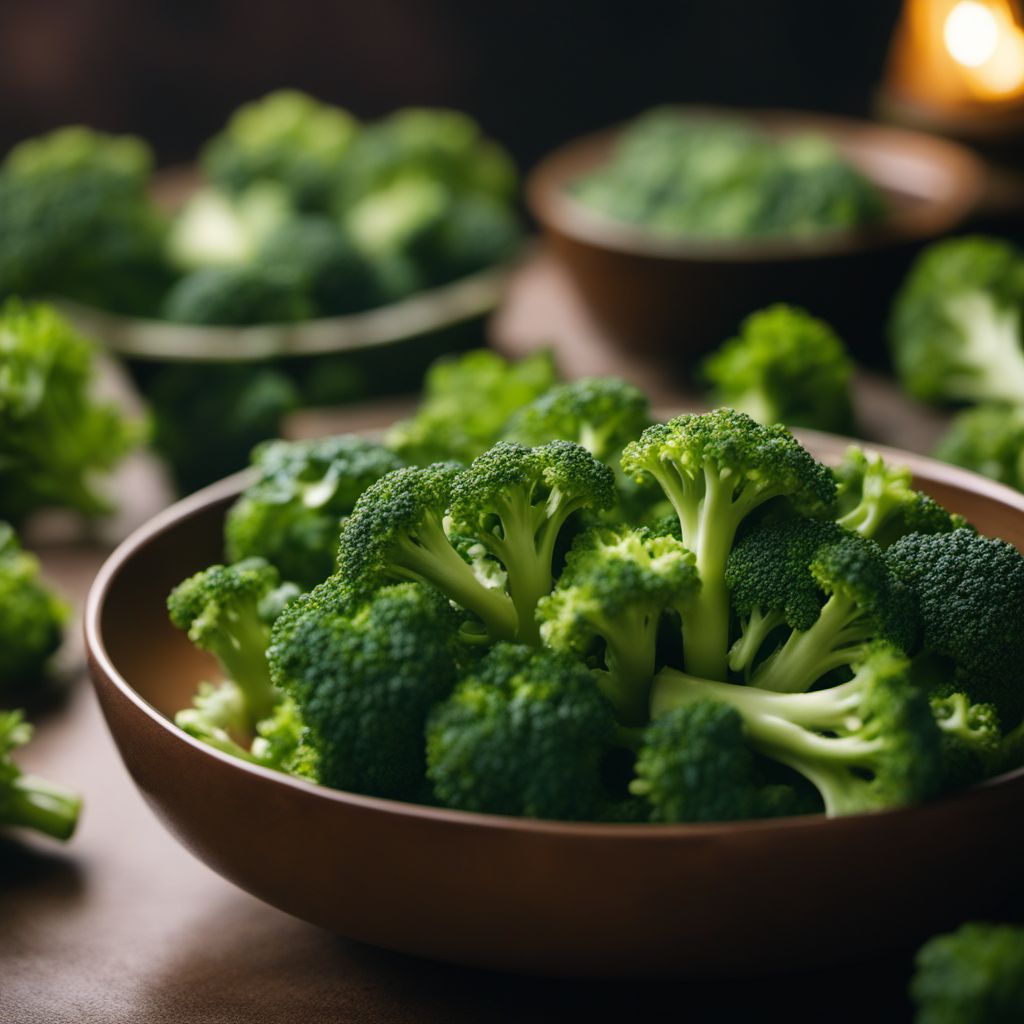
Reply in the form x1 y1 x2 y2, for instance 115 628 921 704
202 90 359 211
160 265 312 326
0 523 66 694
573 109 885 240
700 304 855 433
935 404 1024 492
0 300 143 523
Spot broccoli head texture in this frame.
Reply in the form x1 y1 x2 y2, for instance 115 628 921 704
930 692 1003 792
426 644 618 820
701 304 855 433
935 403 1024 493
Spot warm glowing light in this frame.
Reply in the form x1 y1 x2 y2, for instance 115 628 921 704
944 2 999 66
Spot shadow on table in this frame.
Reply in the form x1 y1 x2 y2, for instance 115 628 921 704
0 834 86 904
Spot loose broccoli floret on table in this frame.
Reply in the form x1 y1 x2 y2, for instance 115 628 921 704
160 264 312 326
890 235 1024 405
935 403 1024 493
269 580 465 800
0 710 81 841
621 410 836 680
0 300 143 523
225 435 404 589
651 644 943 816
910 921 1024 1024
538 526 700 725
0 523 67 694
700 304 855 433
426 644 618 820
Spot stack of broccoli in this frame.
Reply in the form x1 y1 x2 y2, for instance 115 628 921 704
572 109 886 240
891 235 1024 496
168 361 1024 825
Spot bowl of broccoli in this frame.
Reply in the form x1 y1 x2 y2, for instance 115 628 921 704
84 379 1024 977
527 106 984 358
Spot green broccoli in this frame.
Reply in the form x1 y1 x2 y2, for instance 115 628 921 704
269 580 465 800
386 348 558 466
160 264 312 326
0 711 81 840
344 174 450 261
886 528 1024 727
835 446 965 546
725 517 917 693
621 410 836 680
890 235 1024 405
0 523 66 693
425 643 618 820
910 922 1024 1023
537 526 700 725
5 125 151 188
0 300 143 522
700 304 855 433
935 403 1024 493
202 90 358 211
651 644 943 816
224 435 404 589
930 692 1003 792
449 441 616 644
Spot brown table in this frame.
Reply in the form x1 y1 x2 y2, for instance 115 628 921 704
1 258 949 1023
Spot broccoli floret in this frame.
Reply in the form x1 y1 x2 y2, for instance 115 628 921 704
890 235 1024 405
337 463 518 641
5 125 151 188
386 348 558 466
621 410 837 679
726 517 917 693
253 215 377 316
836 446 964 546
168 558 291 728
651 644 943 816
425 644 618 820
700 304 855 433
202 90 358 211
0 300 143 522
344 174 449 259
886 528 1024 726
537 526 700 725
0 523 67 693
269 580 465 800
910 922 1024 1024
449 441 616 644
160 264 312 326
630 701 813 823
935 403 1024 493
930 693 1003 792
0 710 81 840
224 435 404 589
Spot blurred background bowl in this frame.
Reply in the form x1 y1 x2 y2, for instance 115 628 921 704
85 432 1024 979
527 107 986 363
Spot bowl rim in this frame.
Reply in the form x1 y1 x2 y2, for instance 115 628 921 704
85 430 1024 840
526 105 987 263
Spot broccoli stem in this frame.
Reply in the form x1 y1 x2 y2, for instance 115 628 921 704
205 610 279 724
593 608 659 726
2 773 82 840
728 606 787 677
945 293 1024 404
750 594 866 693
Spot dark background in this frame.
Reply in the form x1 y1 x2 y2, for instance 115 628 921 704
0 0 902 169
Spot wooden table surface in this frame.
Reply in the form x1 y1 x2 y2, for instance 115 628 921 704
0 256 956 1023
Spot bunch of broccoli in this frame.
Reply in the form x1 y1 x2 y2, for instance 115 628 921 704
891 235 1024 495
169 381 1024 826
572 109 886 240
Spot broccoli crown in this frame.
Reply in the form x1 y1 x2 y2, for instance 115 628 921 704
502 377 652 463
224 434 403 589
911 922 1024 1024
426 643 617 820
700 304 854 433
890 235 1024 404
268 581 464 799
931 692 1003 792
160 264 312 326
202 90 358 211
935 403 1024 493
4 125 152 189
651 644 943 816
0 709 81 840
887 528 1024 725
0 523 67 691
836 446 963 547
167 557 286 724
0 300 142 522
386 348 558 466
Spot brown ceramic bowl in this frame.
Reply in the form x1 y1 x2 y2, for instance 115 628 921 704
85 433 1024 979
526 108 986 361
